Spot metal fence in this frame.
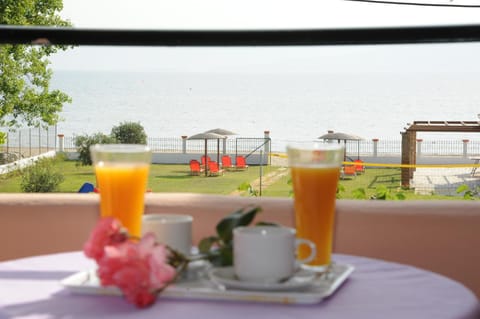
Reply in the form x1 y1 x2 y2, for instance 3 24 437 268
343 139 480 158
59 135 480 158
0 126 57 164
63 136 271 155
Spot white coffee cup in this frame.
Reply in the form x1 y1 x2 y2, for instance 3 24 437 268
233 226 316 283
142 214 193 256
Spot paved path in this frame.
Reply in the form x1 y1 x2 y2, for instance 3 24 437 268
412 167 480 196
230 154 480 197
230 155 289 196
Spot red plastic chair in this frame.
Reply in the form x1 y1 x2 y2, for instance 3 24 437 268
189 159 203 176
235 156 249 170
354 159 365 174
221 155 235 170
341 165 357 179
208 161 223 176
201 155 211 168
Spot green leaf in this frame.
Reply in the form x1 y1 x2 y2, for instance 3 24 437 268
216 206 261 243
198 206 265 267
352 187 367 199
238 206 262 227
255 221 279 227
215 208 244 243
198 236 218 254
237 182 251 191
374 185 389 200
395 192 406 200
456 184 470 194
216 245 234 266
206 244 234 267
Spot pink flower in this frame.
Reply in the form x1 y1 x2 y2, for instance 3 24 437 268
136 233 176 288
83 217 128 262
147 246 176 288
89 224 177 308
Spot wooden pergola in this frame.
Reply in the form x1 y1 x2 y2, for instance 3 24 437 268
401 120 480 187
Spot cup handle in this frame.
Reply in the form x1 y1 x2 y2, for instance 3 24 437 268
295 238 316 264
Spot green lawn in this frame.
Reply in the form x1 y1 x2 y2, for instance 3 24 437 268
262 168 468 200
0 159 471 200
0 159 275 194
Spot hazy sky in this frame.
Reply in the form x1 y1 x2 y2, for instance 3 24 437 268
50 0 480 72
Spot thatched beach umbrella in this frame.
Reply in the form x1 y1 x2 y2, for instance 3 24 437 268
188 132 226 176
205 128 237 136
205 128 237 164
319 131 363 160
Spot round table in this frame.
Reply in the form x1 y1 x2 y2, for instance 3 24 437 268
0 252 477 319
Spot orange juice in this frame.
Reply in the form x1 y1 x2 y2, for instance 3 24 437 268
95 164 149 237
290 166 340 267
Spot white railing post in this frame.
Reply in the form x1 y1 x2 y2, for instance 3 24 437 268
264 130 270 155
181 136 188 154
57 134 65 153
372 138 379 157
223 138 227 155
462 139 469 158
416 139 423 157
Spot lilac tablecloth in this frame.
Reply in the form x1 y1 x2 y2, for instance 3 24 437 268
0 252 477 319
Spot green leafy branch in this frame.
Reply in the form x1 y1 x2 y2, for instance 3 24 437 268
198 206 276 266
237 182 259 197
352 185 405 200
456 184 479 200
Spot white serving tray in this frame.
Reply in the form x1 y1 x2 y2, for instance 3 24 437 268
61 262 354 305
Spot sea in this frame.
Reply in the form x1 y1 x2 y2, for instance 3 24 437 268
51 70 480 152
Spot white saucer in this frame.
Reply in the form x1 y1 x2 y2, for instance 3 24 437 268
178 259 210 281
207 267 316 291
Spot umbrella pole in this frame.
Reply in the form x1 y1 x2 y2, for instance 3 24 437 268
205 139 208 177
217 139 220 167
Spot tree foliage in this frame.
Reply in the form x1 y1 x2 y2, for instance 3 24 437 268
111 121 147 144
74 133 116 166
20 156 64 192
0 0 72 144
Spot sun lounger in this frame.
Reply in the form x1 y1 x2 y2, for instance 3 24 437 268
201 155 212 168
341 165 356 179
354 159 365 174
235 156 248 170
189 159 203 176
208 161 223 176
221 155 236 170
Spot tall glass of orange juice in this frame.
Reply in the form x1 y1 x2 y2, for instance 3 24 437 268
287 142 344 271
90 144 152 238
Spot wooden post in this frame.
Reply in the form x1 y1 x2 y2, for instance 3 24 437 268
401 131 416 188
401 132 410 188
409 131 417 181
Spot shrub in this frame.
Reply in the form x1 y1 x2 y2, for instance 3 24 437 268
75 133 116 166
111 121 147 145
456 184 479 200
237 182 259 197
352 185 405 200
21 157 64 193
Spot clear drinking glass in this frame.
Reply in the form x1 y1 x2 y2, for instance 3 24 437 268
287 142 344 271
90 144 152 237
